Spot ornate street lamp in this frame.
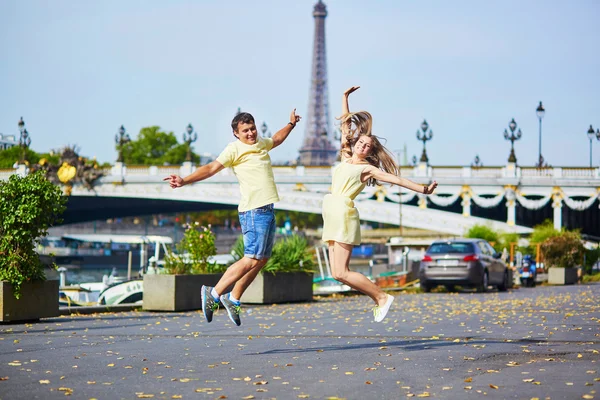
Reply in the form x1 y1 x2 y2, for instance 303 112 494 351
503 118 522 164
416 119 433 164
115 125 130 163
261 122 271 138
411 155 417 166
471 154 483 168
183 123 198 162
587 125 599 168
17 117 31 164
536 101 545 167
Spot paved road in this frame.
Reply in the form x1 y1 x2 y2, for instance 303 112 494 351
1 284 599 400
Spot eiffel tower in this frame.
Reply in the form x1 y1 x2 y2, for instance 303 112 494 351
298 0 338 166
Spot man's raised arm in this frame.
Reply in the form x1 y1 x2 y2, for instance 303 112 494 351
163 160 225 189
271 109 302 149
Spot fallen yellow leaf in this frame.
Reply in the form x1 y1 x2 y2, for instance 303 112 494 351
464 377 473 383
489 384 498 389
39 380 50 384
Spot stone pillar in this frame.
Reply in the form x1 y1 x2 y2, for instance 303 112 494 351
418 193 427 209
503 162 517 178
111 161 125 177
505 188 516 226
180 161 194 177
15 164 28 177
461 186 471 217
552 193 562 230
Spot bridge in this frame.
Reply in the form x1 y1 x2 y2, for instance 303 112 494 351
3 161 599 237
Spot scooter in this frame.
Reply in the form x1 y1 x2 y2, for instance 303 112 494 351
519 255 536 287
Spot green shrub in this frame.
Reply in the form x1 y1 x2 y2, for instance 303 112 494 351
231 234 315 274
263 235 315 274
540 231 585 269
0 171 66 298
162 224 226 274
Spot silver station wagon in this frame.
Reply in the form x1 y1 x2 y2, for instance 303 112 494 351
419 238 510 292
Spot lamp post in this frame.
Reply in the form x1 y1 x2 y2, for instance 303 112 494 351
471 154 483 168
411 155 417 166
17 117 31 164
183 123 198 162
416 119 433 164
261 122 271 138
587 125 600 168
536 101 545 167
503 118 522 164
115 125 130 163
394 149 404 236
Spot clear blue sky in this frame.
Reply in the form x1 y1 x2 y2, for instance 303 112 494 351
1 0 599 167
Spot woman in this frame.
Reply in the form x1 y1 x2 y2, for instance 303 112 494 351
322 86 438 322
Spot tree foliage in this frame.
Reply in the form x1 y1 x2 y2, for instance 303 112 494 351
121 126 199 165
0 146 41 168
530 220 561 244
0 171 67 298
540 231 585 268
465 224 499 245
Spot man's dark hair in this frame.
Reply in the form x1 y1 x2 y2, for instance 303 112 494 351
231 112 255 134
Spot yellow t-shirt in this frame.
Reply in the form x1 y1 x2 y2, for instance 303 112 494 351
216 137 280 212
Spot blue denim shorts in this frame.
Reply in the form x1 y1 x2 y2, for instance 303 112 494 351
238 203 276 260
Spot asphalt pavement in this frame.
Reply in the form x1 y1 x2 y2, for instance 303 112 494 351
1 284 599 400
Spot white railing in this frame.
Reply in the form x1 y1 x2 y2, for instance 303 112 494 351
520 167 555 178
561 167 597 178
470 167 504 178
431 166 463 178
0 169 14 180
1 164 599 182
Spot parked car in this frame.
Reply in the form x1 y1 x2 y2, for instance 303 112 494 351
419 238 510 293
519 254 537 287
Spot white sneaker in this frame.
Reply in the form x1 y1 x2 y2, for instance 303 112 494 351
373 294 394 323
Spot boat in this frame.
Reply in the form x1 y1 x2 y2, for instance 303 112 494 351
97 279 144 305
39 233 174 271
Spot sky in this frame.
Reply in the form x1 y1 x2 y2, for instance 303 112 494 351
1 0 599 167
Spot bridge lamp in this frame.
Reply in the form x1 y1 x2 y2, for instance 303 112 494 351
17 117 31 164
416 119 433 164
587 125 599 168
261 122 271 138
183 123 198 162
536 101 545 167
471 155 483 168
503 118 522 164
115 125 131 163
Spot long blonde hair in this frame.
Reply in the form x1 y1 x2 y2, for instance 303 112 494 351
337 111 399 186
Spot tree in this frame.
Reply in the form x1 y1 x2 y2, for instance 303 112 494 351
121 126 199 165
0 146 40 168
529 220 561 245
465 224 499 245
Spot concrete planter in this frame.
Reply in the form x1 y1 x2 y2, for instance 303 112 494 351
142 274 223 311
241 272 313 304
547 267 578 285
1 280 59 322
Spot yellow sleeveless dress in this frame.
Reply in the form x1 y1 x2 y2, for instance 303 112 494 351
321 160 368 245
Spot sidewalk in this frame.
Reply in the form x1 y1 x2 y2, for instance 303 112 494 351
1 284 599 399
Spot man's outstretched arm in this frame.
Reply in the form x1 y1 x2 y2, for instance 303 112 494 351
163 160 225 188
272 109 302 149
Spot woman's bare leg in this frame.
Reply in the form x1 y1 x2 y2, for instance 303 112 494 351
328 241 388 306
